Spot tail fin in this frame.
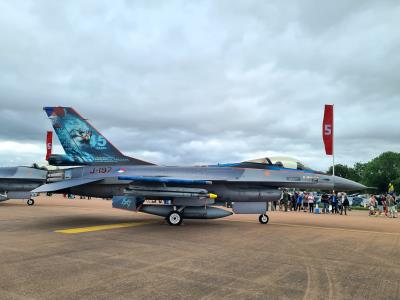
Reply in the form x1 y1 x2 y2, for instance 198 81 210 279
43 107 153 165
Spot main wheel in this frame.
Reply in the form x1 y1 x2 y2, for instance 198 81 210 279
27 199 35 206
167 211 183 226
259 214 269 224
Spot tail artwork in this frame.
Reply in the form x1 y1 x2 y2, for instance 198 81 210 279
44 107 153 166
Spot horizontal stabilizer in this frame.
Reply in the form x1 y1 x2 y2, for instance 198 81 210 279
32 178 103 193
0 167 47 181
118 176 212 185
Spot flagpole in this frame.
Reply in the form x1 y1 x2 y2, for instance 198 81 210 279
332 104 335 194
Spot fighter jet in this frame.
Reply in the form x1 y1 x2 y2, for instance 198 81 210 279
0 166 47 205
33 107 366 225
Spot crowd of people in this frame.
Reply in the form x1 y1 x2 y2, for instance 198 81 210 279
63 190 398 219
268 190 400 218
368 194 398 218
268 190 351 215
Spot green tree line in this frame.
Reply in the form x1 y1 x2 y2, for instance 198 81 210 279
327 152 400 194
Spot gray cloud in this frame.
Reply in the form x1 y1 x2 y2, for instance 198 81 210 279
0 0 399 170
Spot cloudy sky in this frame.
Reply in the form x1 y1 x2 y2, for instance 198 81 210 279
0 0 399 170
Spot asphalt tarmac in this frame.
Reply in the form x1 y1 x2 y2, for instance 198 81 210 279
1 196 400 300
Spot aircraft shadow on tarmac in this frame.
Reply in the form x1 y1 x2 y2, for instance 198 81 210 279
31 215 230 231
0 202 30 207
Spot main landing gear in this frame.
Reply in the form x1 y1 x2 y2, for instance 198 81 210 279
165 208 269 225
27 199 35 206
259 214 269 224
166 211 183 226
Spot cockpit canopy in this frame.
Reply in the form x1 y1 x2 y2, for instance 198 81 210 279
244 156 313 171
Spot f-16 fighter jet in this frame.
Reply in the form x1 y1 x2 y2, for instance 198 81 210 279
0 166 47 205
34 107 366 225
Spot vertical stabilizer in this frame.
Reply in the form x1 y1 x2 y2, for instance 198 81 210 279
43 107 153 165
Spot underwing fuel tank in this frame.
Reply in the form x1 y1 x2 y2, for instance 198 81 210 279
112 196 232 219
140 205 233 219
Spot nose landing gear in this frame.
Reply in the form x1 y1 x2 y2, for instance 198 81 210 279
259 214 269 224
27 199 35 206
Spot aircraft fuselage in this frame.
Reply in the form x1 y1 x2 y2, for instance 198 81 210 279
52 164 364 201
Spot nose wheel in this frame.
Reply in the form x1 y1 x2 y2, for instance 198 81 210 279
166 211 183 226
27 199 35 206
259 214 269 224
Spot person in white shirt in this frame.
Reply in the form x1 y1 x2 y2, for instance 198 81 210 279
308 194 315 213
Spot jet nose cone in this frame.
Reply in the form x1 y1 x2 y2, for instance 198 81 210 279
333 176 366 191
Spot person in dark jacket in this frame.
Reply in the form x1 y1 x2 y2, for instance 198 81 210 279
291 193 297 211
341 193 350 215
282 190 289 212
321 193 329 214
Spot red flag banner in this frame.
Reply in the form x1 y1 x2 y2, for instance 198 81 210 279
46 131 53 161
322 105 334 155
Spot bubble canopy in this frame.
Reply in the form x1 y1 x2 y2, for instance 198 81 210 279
244 156 313 171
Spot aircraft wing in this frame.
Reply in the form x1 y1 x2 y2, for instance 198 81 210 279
32 178 103 193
